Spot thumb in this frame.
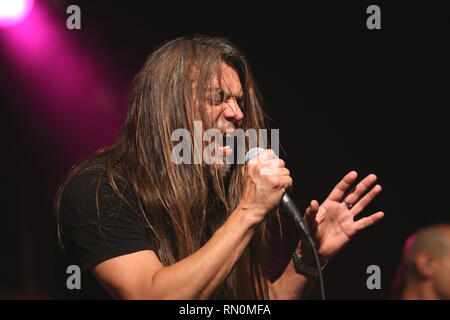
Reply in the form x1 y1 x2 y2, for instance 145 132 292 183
304 200 319 230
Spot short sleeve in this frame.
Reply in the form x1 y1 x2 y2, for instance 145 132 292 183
59 171 155 271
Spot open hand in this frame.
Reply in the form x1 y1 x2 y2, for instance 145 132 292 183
301 171 384 261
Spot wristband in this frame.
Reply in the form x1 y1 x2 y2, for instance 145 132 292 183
292 252 327 278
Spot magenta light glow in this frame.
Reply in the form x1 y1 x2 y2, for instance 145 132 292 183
0 1 128 159
0 0 34 27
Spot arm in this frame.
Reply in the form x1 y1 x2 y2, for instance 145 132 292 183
93 205 257 299
268 171 384 300
92 149 292 299
267 248 318 300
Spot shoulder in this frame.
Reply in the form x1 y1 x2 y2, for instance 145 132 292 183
59 168 138 225
61 169 103 204
57 167 157 272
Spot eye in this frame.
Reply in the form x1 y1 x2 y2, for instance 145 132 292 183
206 90 226 106
236 97 245 107
206 98 223 106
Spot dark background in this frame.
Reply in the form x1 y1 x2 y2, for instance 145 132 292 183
0 1 449 299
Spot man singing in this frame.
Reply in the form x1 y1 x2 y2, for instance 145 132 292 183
55 35 384 299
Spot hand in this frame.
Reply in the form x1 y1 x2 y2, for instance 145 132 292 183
300 171 384 262
238 149 293 226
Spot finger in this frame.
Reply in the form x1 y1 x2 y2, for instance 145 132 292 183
280 176 293 190
304 202 313 218
344 174 377 205
276 167 290 176
250 149 278 164
310 199 324 223
305 206 311 216
309 200 319 223
326 171 358 202
267 167 290 177
304 200 319 230
354 211 384 232
264 158 285 168
310 199 319 213
304 201 319 216
304 206 312 224
259 158 285 176
350 184 382 217
259 165 289 177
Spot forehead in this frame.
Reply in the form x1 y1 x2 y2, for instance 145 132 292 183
209 62 242 96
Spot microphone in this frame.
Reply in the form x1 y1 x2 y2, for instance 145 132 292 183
244 147 325 300
244 148 315 247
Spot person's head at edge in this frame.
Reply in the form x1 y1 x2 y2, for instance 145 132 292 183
55 35 275 299
393 224 450 300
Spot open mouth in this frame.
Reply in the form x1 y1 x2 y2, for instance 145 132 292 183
219 131 234 156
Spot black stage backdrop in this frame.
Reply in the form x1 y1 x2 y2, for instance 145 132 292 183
0 1 449 300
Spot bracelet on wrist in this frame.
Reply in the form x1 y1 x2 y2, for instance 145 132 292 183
292 252 328 278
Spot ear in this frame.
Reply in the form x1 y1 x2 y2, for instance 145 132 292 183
414 251 435 278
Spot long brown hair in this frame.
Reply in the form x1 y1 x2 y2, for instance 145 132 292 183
55 35 275 299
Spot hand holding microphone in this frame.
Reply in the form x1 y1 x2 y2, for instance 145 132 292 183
238 148 293 227
241 147 325 299
241 148 314 243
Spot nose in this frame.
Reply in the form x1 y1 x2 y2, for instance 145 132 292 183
223 97 244 123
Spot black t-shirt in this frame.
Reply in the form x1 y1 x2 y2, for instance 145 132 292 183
54 170 155 299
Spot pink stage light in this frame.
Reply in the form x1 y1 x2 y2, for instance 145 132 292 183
0 1 127 159
0 0 34 28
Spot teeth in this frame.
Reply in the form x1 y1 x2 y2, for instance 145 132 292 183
223 131 234 150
